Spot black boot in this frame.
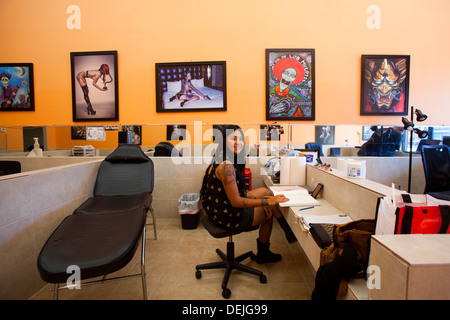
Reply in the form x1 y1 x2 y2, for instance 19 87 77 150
277 216 297 243
256 238 282 264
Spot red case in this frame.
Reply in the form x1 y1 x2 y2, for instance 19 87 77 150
395 205 450 234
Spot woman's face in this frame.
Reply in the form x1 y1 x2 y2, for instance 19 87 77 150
226 129 244 155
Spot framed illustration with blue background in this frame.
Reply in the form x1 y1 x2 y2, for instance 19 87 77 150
0 63 35 111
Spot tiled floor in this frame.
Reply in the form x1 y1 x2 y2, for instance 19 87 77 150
31 218 316 300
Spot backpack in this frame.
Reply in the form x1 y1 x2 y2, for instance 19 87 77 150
320 219 376 277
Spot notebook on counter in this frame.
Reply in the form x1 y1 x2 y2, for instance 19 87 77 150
269 185 320 207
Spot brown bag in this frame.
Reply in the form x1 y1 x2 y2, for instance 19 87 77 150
320 219 376 275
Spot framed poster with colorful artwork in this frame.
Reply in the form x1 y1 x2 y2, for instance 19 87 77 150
360 55 410 116
266 49 315 121
0 63 35 111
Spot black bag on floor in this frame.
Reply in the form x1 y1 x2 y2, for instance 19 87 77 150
311 246 361 300
309 223 334 248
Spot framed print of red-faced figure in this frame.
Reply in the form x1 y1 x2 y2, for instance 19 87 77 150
266 49 315 121
361 55 410 116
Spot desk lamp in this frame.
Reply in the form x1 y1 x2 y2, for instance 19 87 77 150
402 106 428 193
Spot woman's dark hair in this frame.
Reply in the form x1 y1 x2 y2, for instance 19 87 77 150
212 124 246 167
200 125 247 199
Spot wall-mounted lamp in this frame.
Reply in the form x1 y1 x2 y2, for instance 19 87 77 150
402 106 428 193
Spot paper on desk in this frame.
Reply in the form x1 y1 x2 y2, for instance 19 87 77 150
269 185 320 207
270 185 309 195
296 213 353 230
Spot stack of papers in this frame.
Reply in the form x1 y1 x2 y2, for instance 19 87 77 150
269 185 320 207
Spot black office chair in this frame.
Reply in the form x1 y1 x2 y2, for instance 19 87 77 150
0 160 21 176
358 142 397 156
421 145 450 200
305 142 324 157
195 214 267 299
37 145 156 299
416 139 440 153
153 141 182 157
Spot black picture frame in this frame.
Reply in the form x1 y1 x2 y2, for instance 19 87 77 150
121 125 142 145
0 63 35 111
360 55 410 116
167 125 187 141
155 61 227 113
71 51 118 122
266 49 315 121
315 125 335 145
71 126 86 140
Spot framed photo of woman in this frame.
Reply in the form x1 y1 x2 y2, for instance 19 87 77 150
71 51 119 122
155 61 227 112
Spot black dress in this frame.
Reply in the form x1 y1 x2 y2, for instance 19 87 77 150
201 163 253 231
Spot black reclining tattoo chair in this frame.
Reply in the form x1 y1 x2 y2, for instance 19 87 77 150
37 145 156 299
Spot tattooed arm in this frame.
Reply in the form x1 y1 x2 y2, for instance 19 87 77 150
216 161 287 208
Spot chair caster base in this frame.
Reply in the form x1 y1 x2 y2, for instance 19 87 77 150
222 288 231 299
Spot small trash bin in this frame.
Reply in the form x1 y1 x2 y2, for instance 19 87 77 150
179 193 202 229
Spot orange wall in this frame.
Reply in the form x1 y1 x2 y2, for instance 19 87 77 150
1 0 450 127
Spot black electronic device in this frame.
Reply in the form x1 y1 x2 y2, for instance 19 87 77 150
312 183 324 199
401 194 412 203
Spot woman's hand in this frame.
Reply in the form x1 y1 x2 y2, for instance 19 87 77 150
268 194 289 206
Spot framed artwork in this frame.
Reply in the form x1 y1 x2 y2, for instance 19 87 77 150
121 125 141 145
362 125 374 141
315 125 335 145
71 51 118 122
155 61 227 112
266 49 315 121
167 124 187 141
71 126 86 140
0 63 35 111
260 124 283 141
86 126 106 141
360 55 410 116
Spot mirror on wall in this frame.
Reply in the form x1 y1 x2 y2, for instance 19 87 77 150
0 123 449 157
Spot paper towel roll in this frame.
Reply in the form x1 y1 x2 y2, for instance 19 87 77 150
290 156 306 185
337 158 347 172
280 157 291 185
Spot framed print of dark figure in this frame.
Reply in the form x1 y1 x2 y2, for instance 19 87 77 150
0 63 35 111
266 49 315 121
71 51 118 122
361 55 410 116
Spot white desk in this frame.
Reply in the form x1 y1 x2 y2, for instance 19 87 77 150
369 234 450 300
263 164 391 299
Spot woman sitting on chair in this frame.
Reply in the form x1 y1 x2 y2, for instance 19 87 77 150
200 125 296 264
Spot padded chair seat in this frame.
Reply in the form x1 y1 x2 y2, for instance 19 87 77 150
74 192 152 215
428 191 450 201
201 214 258 238
37 207 147 283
